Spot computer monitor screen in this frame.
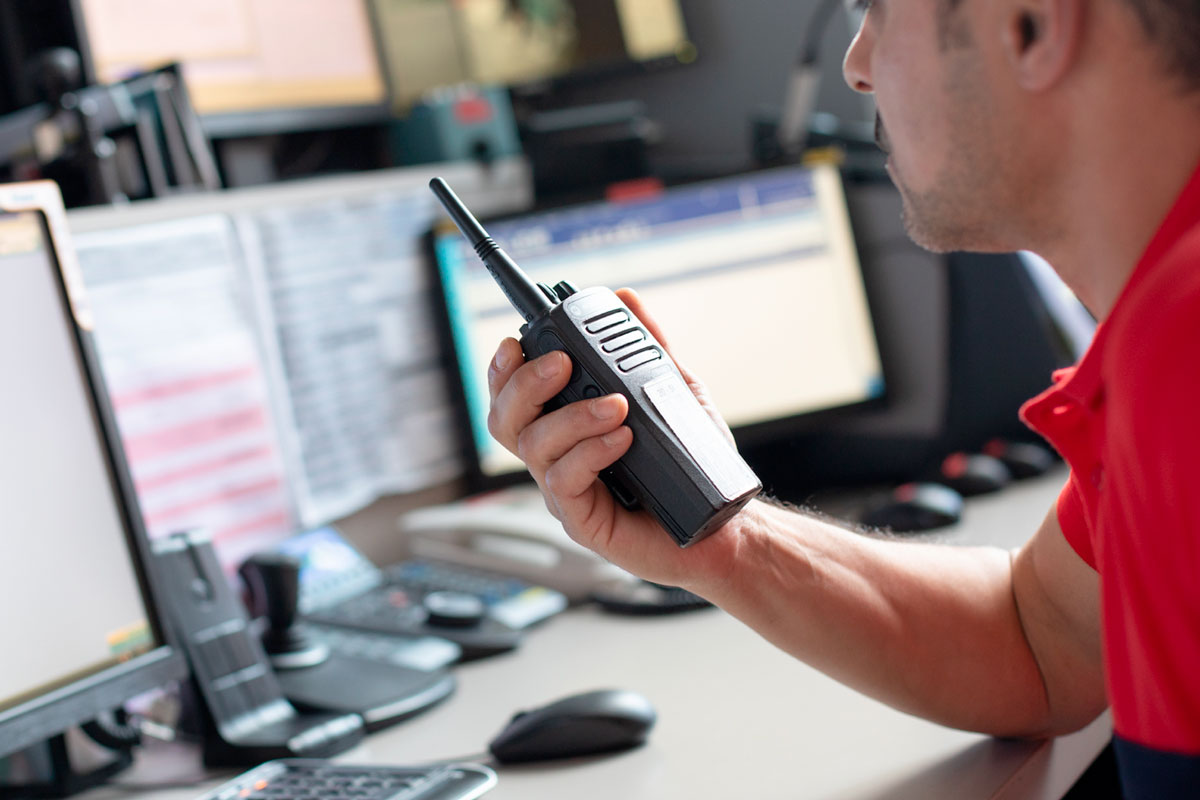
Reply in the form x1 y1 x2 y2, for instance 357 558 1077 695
0 187 184 759
374 0 693 107
75 0 389 134
430 162 885 484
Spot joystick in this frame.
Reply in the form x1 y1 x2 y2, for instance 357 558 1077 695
241 553 329 668
240 554 456 731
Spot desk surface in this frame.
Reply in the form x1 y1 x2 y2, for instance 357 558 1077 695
86 467 1111 800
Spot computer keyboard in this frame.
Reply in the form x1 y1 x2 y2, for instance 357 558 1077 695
385 559 568 630
309 557 568 638
318 586 427 628
275 528 566 660
305 623 462 671
195 759 496 800
306 580 523 662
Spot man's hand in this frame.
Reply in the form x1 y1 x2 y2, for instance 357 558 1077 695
484 287 755 592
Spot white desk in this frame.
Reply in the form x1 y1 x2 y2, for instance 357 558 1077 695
86 467 1111 800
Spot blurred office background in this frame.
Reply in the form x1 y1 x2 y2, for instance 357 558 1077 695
0 0 870 192
0 0 1086 565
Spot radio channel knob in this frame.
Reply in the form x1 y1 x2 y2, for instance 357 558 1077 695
552 281 578 300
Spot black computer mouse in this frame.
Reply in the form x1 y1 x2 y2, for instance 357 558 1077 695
859 482 964 532
983 438 1056 479
934 452 1012 496
488 689 657 764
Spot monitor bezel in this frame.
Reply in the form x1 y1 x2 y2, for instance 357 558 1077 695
0 183 188 759
424 162 891 497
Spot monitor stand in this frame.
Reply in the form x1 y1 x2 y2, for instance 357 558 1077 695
0 733 132 799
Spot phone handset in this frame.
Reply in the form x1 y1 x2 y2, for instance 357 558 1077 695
397 488 627 603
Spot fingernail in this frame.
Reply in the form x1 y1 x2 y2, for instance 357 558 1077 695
492 349 510 372
602 428 627 446
535 354 562 379
591 395 621 420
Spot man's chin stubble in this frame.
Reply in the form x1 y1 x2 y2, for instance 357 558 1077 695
889 168 969 255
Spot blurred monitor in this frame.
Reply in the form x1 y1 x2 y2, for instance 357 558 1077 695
373 0 695 108
73 0 390 136
0 183 186 764
65 158 532 557
429 161 886 487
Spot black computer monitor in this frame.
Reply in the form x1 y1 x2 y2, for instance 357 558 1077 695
429 161 886 490
374 0 695 108
70 0 391 137
0 183 187 766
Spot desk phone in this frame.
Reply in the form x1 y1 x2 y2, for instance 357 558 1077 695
399 491 712 614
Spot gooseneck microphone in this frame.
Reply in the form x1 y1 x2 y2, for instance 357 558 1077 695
777 0 846 157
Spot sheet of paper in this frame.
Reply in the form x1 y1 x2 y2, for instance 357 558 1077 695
73 216 297 567
68 158 534 558
230 161 533 527
236 191 463 526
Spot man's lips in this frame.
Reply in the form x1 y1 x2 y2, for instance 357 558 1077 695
875 113 891 154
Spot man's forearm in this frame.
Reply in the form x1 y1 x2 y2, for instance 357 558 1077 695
688 500 1055 738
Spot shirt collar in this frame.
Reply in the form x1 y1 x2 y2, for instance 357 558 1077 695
1043 156 1200 408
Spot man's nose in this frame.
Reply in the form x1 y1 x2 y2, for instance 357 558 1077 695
842 24 874 94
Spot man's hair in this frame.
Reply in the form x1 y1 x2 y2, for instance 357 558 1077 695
1125 1 1200 90
935 0 971 49
937 0 1200 90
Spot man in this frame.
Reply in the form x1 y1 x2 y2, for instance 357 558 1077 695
485 0 1200 796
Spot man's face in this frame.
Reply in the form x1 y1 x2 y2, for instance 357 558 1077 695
843 0 1022 253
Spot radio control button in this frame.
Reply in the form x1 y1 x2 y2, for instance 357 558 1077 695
600 328 646 352
536 331 577 383
537 331 566 353
616 346 663 372
584 309 629 333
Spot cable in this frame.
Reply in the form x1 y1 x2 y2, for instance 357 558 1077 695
79 709 140 751
801 0 845 66
777 0 850 156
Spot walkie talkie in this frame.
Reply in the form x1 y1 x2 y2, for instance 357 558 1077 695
430 177 761 547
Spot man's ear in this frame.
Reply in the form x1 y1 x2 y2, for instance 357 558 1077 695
1003 0 1084 90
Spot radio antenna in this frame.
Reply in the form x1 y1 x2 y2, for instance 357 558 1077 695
430 177 554 322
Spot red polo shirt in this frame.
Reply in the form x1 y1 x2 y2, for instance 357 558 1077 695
1021 160 1200 790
